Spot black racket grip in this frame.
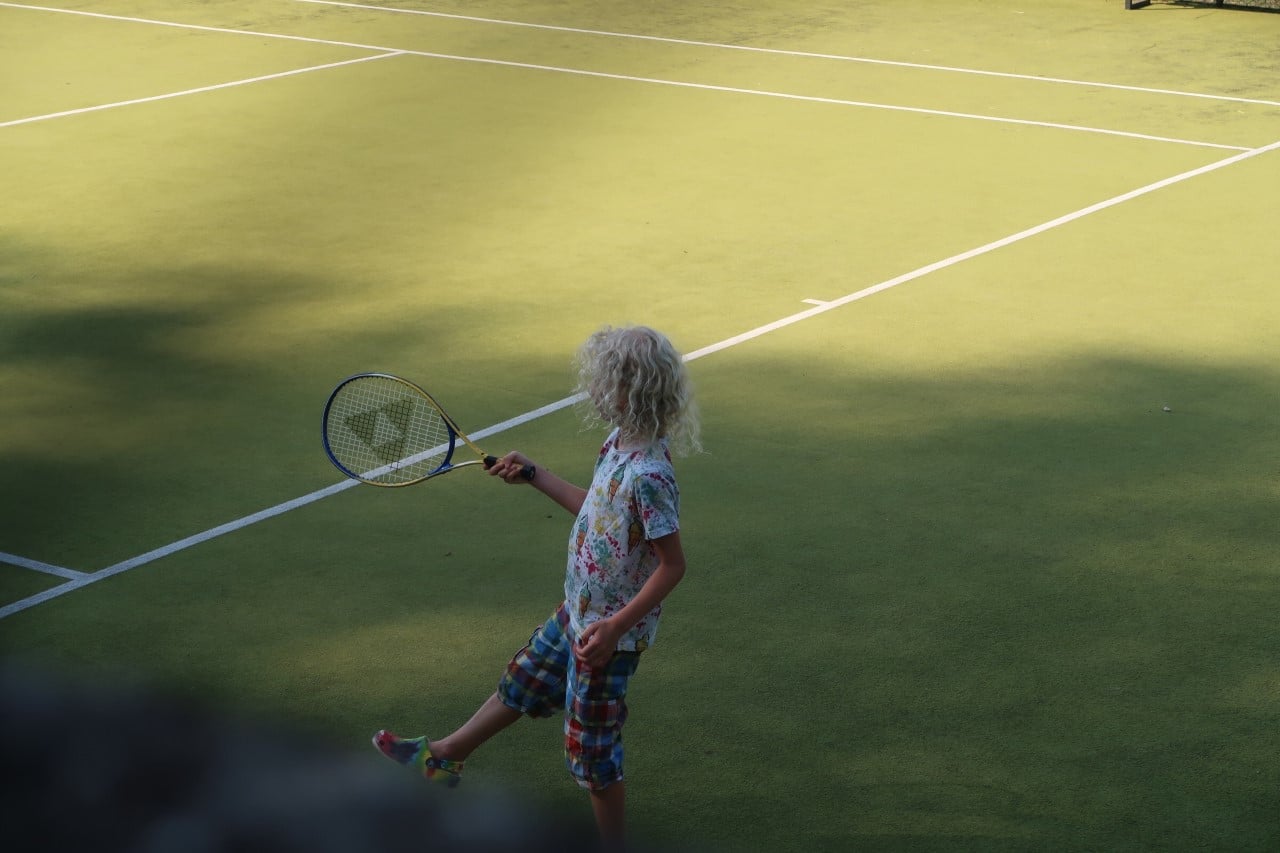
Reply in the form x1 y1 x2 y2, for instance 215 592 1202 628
483 455 536 481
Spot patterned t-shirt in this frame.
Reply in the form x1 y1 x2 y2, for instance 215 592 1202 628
563 428 681 652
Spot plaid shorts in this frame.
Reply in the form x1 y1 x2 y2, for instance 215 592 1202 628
497 603 641 791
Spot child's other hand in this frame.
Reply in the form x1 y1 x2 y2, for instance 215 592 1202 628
488 451 534 484
574 619 622 669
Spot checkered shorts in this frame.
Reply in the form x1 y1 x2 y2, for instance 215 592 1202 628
497 603 641 791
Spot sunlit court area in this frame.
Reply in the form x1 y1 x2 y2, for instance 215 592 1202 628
2 0 1279 850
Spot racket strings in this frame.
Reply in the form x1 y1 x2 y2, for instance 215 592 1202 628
325 377 455 484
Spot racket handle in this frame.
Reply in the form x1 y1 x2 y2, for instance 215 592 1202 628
483 456 536 481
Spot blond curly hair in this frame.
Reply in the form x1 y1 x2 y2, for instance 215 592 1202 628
574 326 701 455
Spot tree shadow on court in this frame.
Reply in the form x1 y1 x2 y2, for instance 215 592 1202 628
0 230 545 573
0 254 310 568
630 348 1280 851
5 308 1279 851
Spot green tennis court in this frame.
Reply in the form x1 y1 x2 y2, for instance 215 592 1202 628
2 1 1278 849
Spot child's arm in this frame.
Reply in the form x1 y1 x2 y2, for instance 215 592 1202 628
574 531 687 668
488 451 587 516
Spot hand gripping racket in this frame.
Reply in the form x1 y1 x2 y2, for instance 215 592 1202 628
322 373 534 487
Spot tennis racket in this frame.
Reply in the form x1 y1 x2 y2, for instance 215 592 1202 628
322 373 535 487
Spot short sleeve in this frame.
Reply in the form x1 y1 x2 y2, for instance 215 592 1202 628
634 468 679 541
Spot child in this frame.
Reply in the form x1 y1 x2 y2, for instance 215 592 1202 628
373 325 699 848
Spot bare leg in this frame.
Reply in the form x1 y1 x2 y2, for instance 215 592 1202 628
431 692 521 762
589 781 626 851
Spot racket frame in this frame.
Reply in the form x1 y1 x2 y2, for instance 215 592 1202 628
322 372 500 487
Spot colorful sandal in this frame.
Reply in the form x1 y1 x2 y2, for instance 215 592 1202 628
372 730 464 787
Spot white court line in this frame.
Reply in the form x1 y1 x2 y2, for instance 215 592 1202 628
0 2 400 51
2 136 1276 621
0 2 1249 150
0 482 359 619
0 52 406 129
0 398 584 620
298 0 1280 109
0 552 87 580
684 138 1280 363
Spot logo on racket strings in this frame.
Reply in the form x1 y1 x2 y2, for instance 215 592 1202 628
345 398 416 465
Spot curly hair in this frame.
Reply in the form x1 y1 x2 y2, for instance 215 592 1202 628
574 326 700 455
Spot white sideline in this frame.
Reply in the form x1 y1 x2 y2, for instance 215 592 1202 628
684 141 1280 363
2 137 1276 621
0 2 1251 150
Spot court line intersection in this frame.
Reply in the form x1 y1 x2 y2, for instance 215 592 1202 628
0 2 1257 150
298 0 1280 109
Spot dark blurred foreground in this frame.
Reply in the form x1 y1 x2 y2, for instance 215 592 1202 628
0 661 610 853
